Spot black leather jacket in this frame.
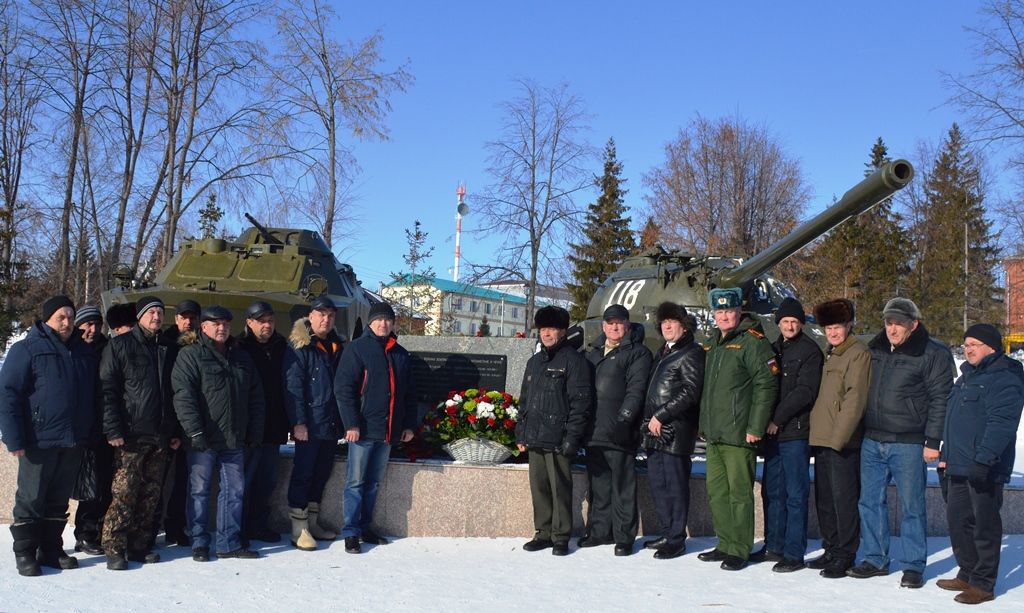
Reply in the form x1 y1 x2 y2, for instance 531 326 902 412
584 324 653 451
100 325 180 445
642 334 705 456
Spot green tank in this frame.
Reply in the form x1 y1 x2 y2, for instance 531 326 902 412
102 214 371 339
581 159 915 352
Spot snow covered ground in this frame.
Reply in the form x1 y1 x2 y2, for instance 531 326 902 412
0 530 1021 612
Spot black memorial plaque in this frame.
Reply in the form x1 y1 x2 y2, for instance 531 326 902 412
410 351 508 406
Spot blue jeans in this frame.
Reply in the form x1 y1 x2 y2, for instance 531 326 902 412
857 437 928 572
187 448 245 553
244 444 281 535
287 439 336 509
341 440 391 538
762 438 810 561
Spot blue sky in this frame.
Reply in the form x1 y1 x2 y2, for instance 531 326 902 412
315 1 994 291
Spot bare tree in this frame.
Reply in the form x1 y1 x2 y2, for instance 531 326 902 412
643 115 810 257
475 80 592 330
268 0 411 247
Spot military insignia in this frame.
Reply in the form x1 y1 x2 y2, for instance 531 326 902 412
726 343 743 350
747 328 765 339
717 296 728 306
767 357 780 375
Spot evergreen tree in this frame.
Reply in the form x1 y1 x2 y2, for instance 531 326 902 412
798 138 911 333
566 138 636 321
478 315 491 337
198 193 224 239
389 220 437 336
637 216 659 252
908 124 1001 344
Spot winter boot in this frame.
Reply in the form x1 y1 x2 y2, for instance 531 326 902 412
288 508 317 551
11 522 41 577
306 502 337 541
36 517 78 570
106 553 128 571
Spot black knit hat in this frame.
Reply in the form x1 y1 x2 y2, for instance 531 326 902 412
814 299 855 326
774 297 806 324
534 305 570 330
41 295 75 322
964 323 1002 352
135 296 165 321
74 305 102 327
368 301 396 323
106 303 136 330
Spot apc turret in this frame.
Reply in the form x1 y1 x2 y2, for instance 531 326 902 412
102 214 371 339
582 159 914 351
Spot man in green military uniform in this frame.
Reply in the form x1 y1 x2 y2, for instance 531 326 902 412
697 287 779 571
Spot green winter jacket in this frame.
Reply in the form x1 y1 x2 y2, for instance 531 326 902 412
699 315 779 448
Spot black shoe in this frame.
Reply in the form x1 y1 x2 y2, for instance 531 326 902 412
720 555 748 571
846 562 889 578
806 553 834 570
37 550 78 570
654 542 686 560
192 547 210 562
551 542 569 556
522 538 553 552
698 548 727 562
219 548 259 559
15 555 41 577
345 536 361 554
644 536 668 550
614 543 633 557
106 554 128 571
127 550 160 564
750 546 784 563
576 535 609 548
361 531 389 545
820 559 851 579
250 529 281 543
166 531 190 547
773 558 805 573
900 570 924 589
74 539 104 556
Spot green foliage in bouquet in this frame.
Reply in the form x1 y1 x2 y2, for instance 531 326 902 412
421 388 520 455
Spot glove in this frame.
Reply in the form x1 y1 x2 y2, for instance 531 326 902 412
966 462 990 486
558 440 579 458
190 433 209 452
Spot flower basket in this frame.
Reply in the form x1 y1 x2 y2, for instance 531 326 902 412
443 437 513 465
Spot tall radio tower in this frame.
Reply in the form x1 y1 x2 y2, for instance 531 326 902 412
453 183 468 282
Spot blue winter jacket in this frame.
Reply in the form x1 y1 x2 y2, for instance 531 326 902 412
334 327 418 444
941 352 1024 484
0 322 98 451
283 318 344 441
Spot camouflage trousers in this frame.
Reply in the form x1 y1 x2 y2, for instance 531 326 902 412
102 442 168 555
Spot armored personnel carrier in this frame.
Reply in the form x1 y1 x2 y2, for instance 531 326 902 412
581 159 915 352
102 215 372 339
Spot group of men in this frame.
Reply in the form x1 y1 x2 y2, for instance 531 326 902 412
515 291 1022 606
0 293 417 575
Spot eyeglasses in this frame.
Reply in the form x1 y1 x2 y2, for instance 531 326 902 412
962 342 986 350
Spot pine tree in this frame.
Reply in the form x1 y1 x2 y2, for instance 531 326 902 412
797 138 911 333
389 220 437 336
198 193 223 239
478 315 491 337
566 138 636 321
908 124 1001 344
637 216 659 252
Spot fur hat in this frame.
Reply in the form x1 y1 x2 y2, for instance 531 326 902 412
813 299 855 327
41 295 74 322
964 323 1002 352
106 303 136 330
774 297 806 324
655 301 696 334
882 297 922 321
534 305 570 330
709 287 743 310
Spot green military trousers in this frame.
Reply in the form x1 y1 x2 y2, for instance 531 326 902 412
528 449 574 543
705 442 756 560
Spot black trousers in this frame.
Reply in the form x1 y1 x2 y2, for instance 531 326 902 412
154 447 188 536
527 449 573 543
14 446 84 522
74 442 115 542
813 446 860 563
646 449 691 546
947 477 1004 593
584 446 638 545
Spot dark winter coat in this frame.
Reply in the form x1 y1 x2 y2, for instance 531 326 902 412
0 321 99 451
171 331 265 451
515 337 593 452
941 352 1024 484
283 319 343 442
769 331 823 442
643 333 705 456
809 335 871 452
238 327 291 445
584 324 653 451
100 325 179 445
865 323 955 449
334 326 417 444
699 315 779 448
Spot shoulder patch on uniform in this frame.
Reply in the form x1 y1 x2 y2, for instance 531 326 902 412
726 344 743 350
747 328 764 339
767 357 780 375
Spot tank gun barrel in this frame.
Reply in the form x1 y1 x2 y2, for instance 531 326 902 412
716 159 913 289
244 212 283 245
